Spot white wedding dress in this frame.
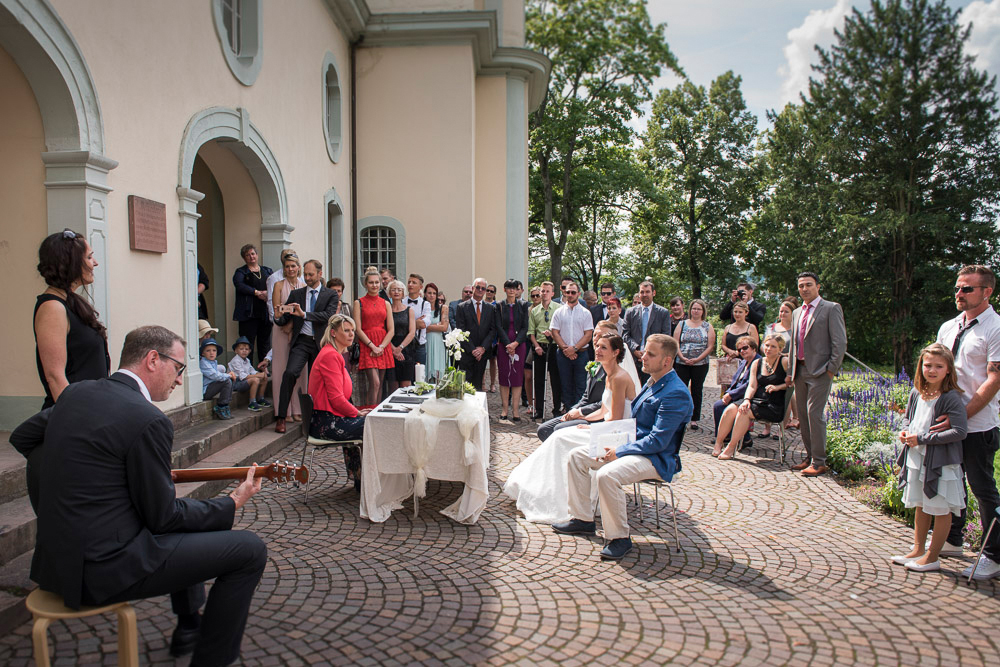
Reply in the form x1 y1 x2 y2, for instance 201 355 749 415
503 385 633 524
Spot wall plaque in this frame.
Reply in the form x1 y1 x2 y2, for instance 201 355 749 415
128 195 167 253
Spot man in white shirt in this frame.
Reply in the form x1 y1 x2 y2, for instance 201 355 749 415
406 273 432 366
550 282 594 408
934 264 1000 579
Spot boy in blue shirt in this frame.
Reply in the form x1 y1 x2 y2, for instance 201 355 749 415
199 338 234 419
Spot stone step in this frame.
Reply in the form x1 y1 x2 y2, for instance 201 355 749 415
169 403 277 469
0 437 26 506
0 495 35 569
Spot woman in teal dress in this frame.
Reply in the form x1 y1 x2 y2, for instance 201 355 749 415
424 282 449 380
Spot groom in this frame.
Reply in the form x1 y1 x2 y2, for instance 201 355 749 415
552 333 693 561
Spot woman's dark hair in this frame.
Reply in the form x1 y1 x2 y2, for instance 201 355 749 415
425 282 441 317
599 332 626 363
240 244 257 261
37 230 106 340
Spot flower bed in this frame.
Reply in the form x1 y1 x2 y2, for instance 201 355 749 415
826 367 998 549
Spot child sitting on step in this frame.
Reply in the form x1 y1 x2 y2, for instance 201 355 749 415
228 336 270 411
199 338 234 420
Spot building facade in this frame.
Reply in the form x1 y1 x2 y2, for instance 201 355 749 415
0 0 548 422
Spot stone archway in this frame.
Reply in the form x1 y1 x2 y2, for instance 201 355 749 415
0 0 115 425
177 106 291 404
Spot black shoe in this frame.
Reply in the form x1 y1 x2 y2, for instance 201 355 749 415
600 537 633 561
740 434 753 451
169 623 201 657
552 519 597 536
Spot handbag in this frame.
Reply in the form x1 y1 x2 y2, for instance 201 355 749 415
348 339 361 366
716 357 738 386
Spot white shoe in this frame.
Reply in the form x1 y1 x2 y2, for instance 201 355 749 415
962 555 1000 580
891 554 919 565
925 538 964 556
905 559 941 572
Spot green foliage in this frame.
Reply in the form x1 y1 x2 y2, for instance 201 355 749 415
752 0 1000 372
634 71 761 300
527 0 679 286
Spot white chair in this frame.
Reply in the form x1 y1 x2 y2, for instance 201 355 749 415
297 391 362 499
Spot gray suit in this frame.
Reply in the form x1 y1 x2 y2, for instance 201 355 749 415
788 297 847 467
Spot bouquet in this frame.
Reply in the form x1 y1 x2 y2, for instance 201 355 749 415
437 329 473 399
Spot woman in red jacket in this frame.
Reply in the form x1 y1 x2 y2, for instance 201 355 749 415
309 314 371 489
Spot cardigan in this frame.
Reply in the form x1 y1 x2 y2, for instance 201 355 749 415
896 388 967 499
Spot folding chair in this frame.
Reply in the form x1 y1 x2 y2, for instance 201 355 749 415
630 421 686 552
776 385 797 464
298 391 362 499
968 507 1000 583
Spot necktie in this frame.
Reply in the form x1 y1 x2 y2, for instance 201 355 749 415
476 301 481 324
640 306 650 349
796 303 811 360
309 289 318 312
952 318 978 356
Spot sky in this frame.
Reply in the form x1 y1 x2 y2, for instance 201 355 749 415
642 0 1000 129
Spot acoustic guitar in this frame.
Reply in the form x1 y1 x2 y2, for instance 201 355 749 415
171 461 309 485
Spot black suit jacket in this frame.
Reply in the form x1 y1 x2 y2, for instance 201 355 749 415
274 285 339 345
590 304 609 326
494 300 530 346
720 299 766 328
575 365 607 415
13 374 235 609
455 299 497 353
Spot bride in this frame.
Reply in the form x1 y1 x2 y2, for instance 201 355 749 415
504 331 639 524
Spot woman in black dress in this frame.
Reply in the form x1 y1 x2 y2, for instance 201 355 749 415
386 280 416 392
713 334 790 459
34 230 110 409
232 243 273 364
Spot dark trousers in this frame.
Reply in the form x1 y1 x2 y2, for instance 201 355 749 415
460 352 490 391
674 363 709 422
555 349 588 410
537 417 586 442
415 343 427 366
533 345 562 416
278 335 319 418
83 530 266 667
238 318 272 365
947 428 1000 561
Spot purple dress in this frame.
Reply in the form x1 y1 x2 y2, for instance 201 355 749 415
498 304 526 387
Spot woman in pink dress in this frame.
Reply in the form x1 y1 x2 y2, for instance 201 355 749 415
270 252 308 420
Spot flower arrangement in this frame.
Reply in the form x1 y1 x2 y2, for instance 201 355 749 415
437 329 472 399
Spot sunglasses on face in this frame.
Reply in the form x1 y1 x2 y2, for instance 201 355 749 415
601 291 613 296
530 294 540 299
565 290 578 295
486 289 496 294
737 346 750 353
955 285 985 294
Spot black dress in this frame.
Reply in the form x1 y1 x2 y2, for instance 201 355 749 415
389 308 415 383
749 357 787 423
34 294 110 409
724 325 752 352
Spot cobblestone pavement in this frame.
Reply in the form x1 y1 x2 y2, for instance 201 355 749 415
3 378 999 666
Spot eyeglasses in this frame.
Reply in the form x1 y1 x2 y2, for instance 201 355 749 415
530 294 540 299
159 352 186 377
486 289 496 294
955 285 986 294
565 290 578 295
474 285 486 291
601 291 613 296
737 346 750 353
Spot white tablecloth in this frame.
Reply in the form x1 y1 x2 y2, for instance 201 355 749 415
360 390 490 523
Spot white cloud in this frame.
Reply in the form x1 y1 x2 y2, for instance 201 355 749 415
777 0 852 104
963 1 1000 74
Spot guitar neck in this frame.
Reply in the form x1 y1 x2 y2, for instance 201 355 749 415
171 466 266 484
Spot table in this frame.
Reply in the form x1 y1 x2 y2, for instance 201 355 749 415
359 389 490 524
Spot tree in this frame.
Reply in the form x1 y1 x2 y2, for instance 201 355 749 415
634 71 760 300
527 0 679 287
755 0 1000 371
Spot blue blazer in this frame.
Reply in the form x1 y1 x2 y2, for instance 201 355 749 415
616 370 693 482
725 354 760 402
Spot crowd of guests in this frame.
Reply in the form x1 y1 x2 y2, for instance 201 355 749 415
19 227 1000 665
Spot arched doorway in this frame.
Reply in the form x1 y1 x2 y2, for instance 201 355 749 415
178 107 291 405
0 0 115 426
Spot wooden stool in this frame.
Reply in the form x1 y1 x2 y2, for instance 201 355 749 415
25 589 139 667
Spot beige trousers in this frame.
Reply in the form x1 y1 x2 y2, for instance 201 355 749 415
566 445 660 540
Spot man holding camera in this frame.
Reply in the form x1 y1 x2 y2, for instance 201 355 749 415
720 281 766 328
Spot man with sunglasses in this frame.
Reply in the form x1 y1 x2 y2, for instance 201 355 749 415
932 265 1000 579
529 282 563 418
590 283 616 326
788 271 846 477
10 326 266 665
449 284 473 330
550 281 594 410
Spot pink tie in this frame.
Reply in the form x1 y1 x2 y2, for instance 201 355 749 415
796 303 811 360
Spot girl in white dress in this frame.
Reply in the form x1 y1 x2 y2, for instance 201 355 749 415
892 343 968 572
504 331 637 524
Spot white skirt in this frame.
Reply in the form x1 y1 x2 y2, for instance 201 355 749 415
901 445 966 516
